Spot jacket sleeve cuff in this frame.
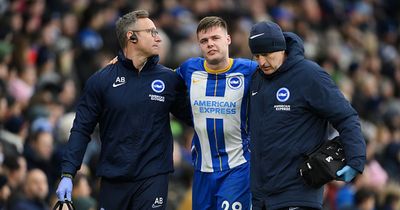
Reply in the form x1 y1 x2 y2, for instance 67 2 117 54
347 158 365 174
61 161 78 177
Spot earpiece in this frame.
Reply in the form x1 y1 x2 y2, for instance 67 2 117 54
129 33 138 43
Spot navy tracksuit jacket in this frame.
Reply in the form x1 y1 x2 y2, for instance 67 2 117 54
61 52 192 181
249 32 366 209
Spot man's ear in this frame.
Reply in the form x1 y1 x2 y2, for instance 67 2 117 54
126 31 133 40
227 34 231 45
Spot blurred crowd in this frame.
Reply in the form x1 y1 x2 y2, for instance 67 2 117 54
0 0 399 209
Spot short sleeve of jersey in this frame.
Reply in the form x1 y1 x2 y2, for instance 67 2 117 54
235 58 258 75
175 58 195 80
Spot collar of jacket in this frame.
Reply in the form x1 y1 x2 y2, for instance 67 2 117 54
117 51 160 72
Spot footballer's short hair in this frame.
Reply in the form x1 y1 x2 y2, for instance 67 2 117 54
196 16 228 35
115 10 149 49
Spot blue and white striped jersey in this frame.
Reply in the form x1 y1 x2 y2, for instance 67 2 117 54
176 57 257 172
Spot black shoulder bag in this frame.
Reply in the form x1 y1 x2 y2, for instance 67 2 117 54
299 136 346 188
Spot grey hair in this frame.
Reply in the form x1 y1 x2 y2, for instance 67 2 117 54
115 10 149 49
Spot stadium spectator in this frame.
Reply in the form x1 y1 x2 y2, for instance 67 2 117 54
72 173 96 210
9 169 49 210
2 154 27 209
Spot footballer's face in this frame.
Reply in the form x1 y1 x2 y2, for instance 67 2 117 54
254 51 285 75
197 26 231 66
128 18 161 57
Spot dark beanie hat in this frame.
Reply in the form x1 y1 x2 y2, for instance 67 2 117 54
248 21 286 54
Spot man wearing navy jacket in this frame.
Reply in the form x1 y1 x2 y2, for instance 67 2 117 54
248 21 366 210
55 10 192 210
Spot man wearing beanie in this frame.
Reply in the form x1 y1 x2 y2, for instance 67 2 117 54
247 21 366 210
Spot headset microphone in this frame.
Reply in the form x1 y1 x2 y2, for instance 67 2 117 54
129 33 138 43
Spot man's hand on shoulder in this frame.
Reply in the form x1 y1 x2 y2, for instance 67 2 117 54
107 56 118 65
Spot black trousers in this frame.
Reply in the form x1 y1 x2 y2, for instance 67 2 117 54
98 174 169 210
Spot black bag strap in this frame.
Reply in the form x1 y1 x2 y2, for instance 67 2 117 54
53 201 75 210
318 138 345 158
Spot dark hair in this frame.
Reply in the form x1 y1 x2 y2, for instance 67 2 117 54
3 154 22 171
115 10 149 49
196 16 228 35
354 187 376 206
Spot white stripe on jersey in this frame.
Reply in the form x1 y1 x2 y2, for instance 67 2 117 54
190 71 247 172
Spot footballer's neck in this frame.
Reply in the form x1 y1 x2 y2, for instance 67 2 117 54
206 57 230 71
